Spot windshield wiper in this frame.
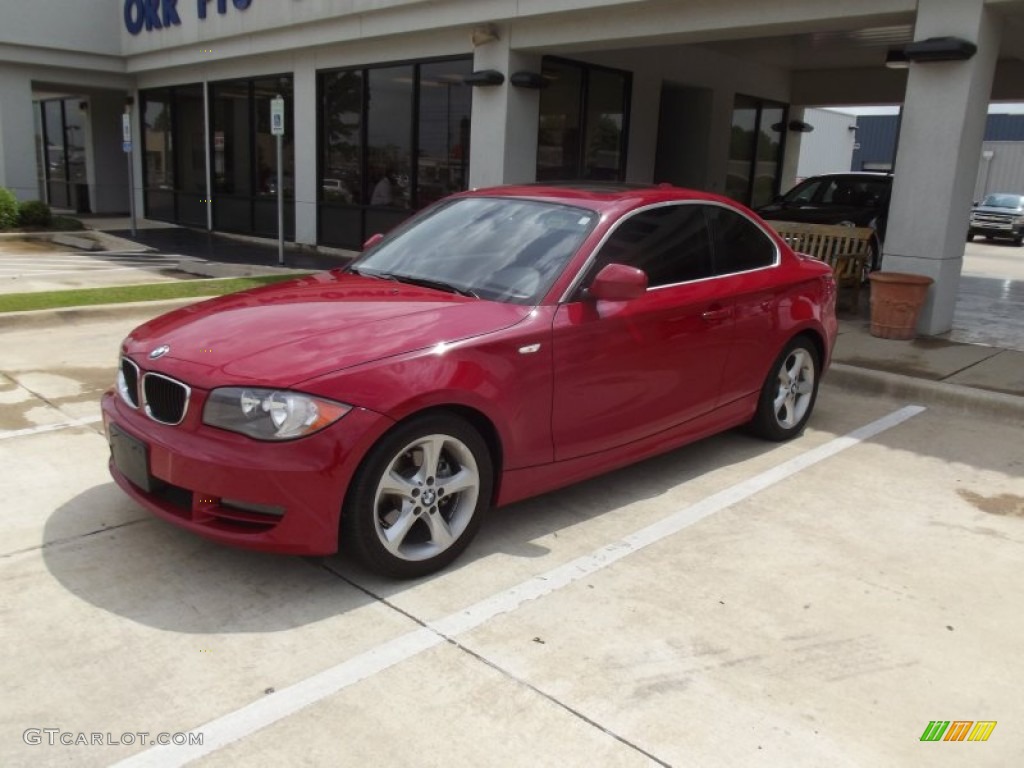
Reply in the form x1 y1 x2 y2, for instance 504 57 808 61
384 273 479 298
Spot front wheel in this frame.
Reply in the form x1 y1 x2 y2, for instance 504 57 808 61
749 337 820 441
342 413 493 578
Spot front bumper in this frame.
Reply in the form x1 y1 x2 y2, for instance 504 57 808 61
101 390 393 555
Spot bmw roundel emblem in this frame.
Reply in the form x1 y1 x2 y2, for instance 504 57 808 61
148 344 171 360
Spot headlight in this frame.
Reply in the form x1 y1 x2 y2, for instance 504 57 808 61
203 387 351 440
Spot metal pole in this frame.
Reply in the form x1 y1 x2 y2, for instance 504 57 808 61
276 131 284 266
125 106 138 238
128 149 137 238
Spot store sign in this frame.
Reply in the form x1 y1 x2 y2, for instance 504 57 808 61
124 0 253 36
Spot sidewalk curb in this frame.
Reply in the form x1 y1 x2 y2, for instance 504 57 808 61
0 298 205 329
827 362 1024 419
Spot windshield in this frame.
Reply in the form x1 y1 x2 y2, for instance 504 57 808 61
351 197 598 304
980 194 1024 209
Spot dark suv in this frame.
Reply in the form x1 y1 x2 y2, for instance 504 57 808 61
968 193 1024 246
756 172 892 270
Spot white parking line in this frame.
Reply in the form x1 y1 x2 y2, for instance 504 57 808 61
113 405 926 768
0 415 104 441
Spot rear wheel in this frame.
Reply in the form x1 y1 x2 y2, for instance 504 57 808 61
342 413 493 578
749 336 820 441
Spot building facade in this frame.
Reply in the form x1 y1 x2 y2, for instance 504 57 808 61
3 0 1024 332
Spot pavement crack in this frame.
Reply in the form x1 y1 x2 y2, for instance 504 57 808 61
939 349 1005 381
1 518 150 559
317 561 672 767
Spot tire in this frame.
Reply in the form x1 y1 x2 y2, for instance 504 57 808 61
749 336 821 442
966 231 974 242
342 413 493 578
1014 234 1023 247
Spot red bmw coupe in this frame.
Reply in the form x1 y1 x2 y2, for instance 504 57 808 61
102 184 837 577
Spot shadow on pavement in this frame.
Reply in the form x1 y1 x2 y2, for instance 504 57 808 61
106 228 351 273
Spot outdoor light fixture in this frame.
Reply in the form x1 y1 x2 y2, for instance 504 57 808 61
771 120 814 133
463 69 505 87
903 36 978 63
510 71 546 89
885 48 910 69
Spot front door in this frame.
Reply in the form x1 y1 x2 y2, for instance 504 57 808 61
550 203 735 461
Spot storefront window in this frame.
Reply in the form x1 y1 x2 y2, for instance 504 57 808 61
141 84 207 226
367 66 413 209
321 70 363 205
537 57 630 182
36 98 90 212
417 60 471 207
318 56 472 249
726 95 787 207
141 89 174 221
175 85 207 226
210 75 294 237
254 76 295 199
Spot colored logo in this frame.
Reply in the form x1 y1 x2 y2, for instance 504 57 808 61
920 721 996 742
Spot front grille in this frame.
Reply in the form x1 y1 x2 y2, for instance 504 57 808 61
973 213 1014 225
119 357 140 408
143 372 191 425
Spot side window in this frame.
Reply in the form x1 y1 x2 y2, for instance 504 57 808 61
706 206 777 275
588 205 713 289
786 179 822 204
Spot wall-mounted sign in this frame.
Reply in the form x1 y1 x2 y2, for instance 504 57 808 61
124 0 254 36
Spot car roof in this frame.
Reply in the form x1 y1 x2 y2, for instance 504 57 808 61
461 182 743 213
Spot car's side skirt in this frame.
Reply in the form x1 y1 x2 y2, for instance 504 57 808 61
496 394 758 508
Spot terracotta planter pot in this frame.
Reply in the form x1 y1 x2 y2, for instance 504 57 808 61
868 271 934 340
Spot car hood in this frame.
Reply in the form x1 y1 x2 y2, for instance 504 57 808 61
123 272 533 389
972 205 1023 215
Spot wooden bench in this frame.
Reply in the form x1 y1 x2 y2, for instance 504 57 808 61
763 221 875 309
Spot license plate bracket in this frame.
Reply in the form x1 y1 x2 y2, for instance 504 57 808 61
109 423 156 493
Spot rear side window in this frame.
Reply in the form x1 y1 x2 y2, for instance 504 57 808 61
588 204 713 288
705 206 776 275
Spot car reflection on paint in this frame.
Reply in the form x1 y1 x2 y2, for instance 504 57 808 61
101 183 837 578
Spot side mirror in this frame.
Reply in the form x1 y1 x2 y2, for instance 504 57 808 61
362 233 384 250
588 263 648 301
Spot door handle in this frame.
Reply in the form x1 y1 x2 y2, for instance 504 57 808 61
701 307 732 322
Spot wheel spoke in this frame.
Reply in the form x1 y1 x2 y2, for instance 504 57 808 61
415 436 446 482
773 388 789 412
380 507 418 554
440 468 477 497
794 378 814 395
379 469 419 501
423 510 455 549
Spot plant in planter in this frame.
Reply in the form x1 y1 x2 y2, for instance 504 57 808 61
17 200 53 229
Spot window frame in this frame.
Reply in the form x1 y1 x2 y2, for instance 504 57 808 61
562 200 780 302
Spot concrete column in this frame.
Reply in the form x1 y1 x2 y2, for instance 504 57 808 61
468 29 541 188
293 57 318 245
882 0 999 335
0 66 39 201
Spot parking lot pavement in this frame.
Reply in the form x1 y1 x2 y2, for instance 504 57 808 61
2 304 1023 767
0 245 204 294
